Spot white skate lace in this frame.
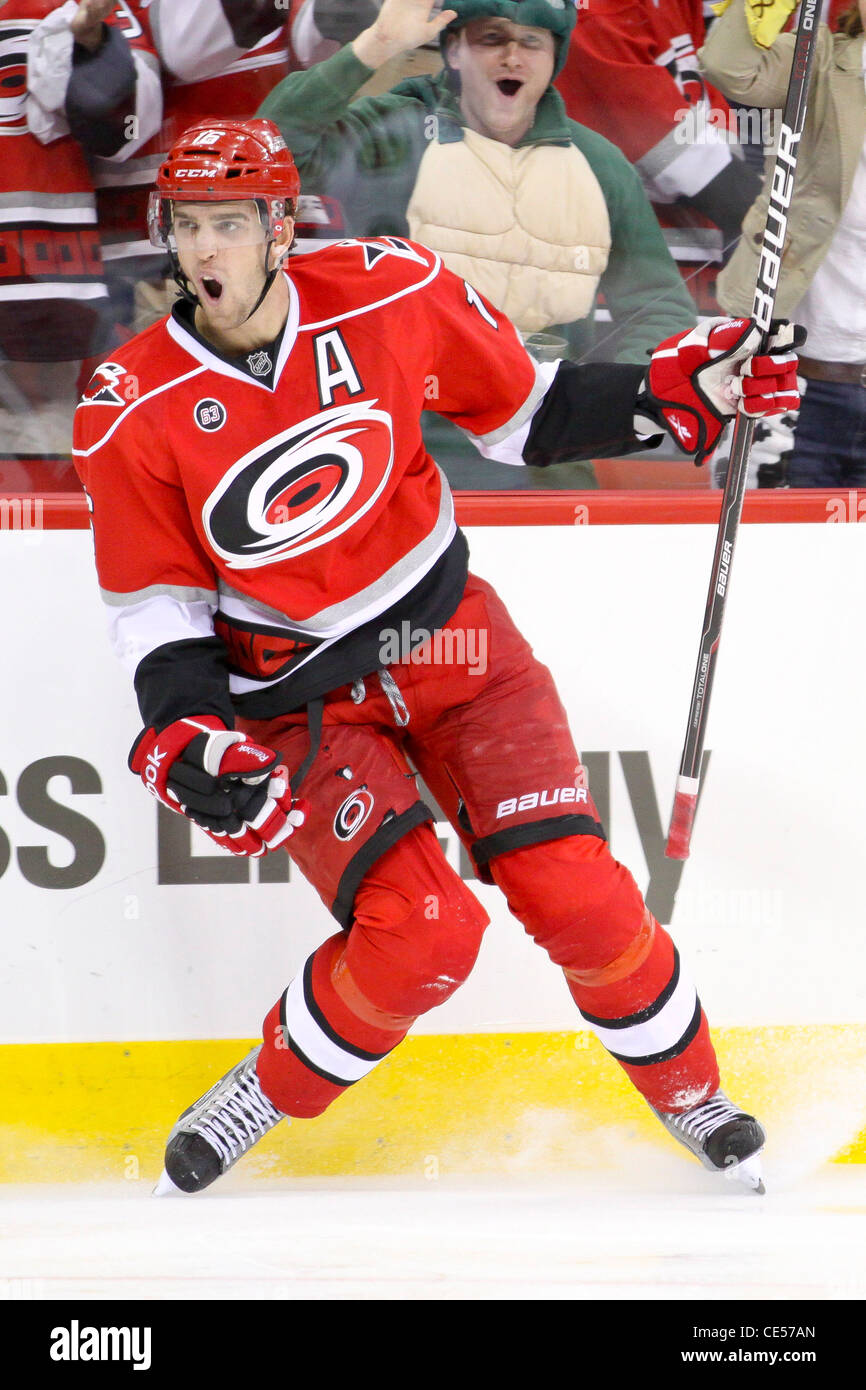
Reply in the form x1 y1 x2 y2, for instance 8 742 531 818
192 1068 283 1167
670 1092 742 1144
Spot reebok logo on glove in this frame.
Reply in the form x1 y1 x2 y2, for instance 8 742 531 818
641 317 805 467
666 412 696 450
143 745 169 787
240 745 273 765
130 715 307 857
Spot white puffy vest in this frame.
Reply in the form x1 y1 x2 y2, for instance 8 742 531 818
407 127 611 334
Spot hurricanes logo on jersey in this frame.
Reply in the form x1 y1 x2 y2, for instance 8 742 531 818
657 32 706 108
202 400 395 569
0 24 32 133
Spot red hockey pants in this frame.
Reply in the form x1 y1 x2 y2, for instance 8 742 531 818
242 575 719 1119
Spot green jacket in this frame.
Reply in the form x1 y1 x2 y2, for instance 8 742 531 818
260 45 695 366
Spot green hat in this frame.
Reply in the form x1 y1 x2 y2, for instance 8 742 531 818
441 0 577 77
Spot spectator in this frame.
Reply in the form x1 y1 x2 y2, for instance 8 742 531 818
259 0 696 488
703 0 866 489
0 0 160 459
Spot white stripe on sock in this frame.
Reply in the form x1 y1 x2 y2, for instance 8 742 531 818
282 971 382 1085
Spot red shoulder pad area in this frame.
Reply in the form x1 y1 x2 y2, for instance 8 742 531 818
73 320 186 456
290 237 441 327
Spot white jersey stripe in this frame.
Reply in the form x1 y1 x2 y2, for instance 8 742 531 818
468 358 558 465
72 365 209 458
0 284 107 302
105 595 217 678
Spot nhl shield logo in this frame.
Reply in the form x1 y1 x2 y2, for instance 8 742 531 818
246 351 272 377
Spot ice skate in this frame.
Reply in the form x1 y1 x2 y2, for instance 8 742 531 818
652 1089 766 1193
154 1045 285 1195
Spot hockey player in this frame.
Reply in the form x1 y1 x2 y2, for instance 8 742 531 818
88 1 290 323
72 116 801 1197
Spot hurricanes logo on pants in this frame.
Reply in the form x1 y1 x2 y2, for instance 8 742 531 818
333 789 375 841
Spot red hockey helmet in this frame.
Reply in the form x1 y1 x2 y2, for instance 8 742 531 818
147 118 301 249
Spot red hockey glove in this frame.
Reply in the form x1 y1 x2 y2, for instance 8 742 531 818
129 716 307 857
641 317 804 466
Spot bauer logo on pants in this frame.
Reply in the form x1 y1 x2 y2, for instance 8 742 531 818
333 788 375 841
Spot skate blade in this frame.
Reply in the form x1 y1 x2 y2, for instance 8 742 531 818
153 1168 185 1197
723 1151 765 1194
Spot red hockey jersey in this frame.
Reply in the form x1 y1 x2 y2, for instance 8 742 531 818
557 0 733 202
0 0 157 358
73 240 543 724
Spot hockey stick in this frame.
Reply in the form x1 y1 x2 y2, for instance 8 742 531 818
664 0 821 861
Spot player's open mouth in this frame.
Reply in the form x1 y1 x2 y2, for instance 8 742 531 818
496 79 522 97
200 274 223 302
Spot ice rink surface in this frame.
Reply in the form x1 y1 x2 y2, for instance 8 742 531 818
2 1158 863 1303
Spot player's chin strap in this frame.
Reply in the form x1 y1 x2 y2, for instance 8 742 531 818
169 251 199 309
239 244 287 324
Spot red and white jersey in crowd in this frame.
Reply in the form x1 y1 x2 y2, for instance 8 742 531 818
826 0 853 25
0 1 158 356
96 1 289 273
557 0 734 204
149 0 287 124
287 0 342 69
73 240 543 716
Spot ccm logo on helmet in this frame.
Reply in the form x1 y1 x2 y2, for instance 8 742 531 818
496 787 589 820
174 170 215 178
334 789 375 841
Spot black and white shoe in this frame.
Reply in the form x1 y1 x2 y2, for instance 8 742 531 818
653 1088 766 1193
154 1045 285 1195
